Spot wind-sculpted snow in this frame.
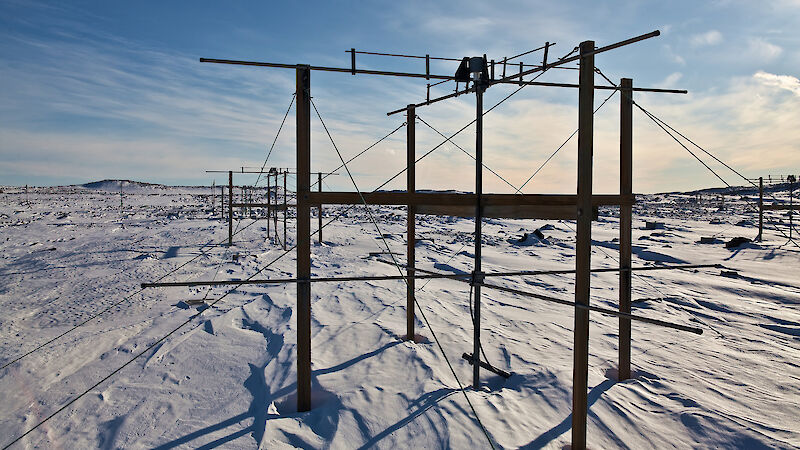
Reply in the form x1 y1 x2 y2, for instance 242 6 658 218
0 185 798 448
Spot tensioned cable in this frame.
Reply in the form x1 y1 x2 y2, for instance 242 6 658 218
376 68 552 190
416 115 521 193
310 122 406 190
254 93 296 187
0 217 264 371
310 98 496 449
517 88 618 192
594 66 799 248
0 220 300 450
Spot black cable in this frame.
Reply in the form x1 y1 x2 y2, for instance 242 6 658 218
416 115 521 193
0 217 263 371
1 219 295 450
518 88 618 191
254 93 296 187
311 98 497 449
310 122 406 191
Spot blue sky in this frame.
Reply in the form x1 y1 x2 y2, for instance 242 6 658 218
1 0 799 193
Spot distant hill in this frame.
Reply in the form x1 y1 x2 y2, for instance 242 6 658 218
79 179 166 192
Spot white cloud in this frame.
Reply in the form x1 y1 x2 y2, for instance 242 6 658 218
753 71 800 96
690 30 723 47
745 38 783 62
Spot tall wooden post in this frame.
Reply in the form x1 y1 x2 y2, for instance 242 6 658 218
274 173 279 241
572 40 595 450
758 177 763 241
283 171 288 251
267 177 271 236
296 65 312 412
318 172 323 244
406 104 416 341
619 78 633 381
473 77 485 390
228 171 233 246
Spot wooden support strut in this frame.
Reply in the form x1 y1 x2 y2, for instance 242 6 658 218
572 40 594 450
228 171 233 246
296 65 312 413
283 171 288 250
318 173 323 244
758 177 763 241
407 104 416 341
619 78 633 381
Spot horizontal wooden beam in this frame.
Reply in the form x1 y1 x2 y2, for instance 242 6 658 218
763 204 798 211
306 191 633 207
415 204 598 220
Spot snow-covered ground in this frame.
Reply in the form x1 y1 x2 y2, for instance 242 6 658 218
0 182 798 449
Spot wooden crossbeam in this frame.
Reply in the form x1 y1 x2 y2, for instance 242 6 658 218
306 191 633 206
762 204 798 211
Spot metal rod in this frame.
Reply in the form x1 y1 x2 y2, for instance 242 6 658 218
478 281 703 335
376 262 705 334
407 104 416 341
392 260 721 278
619 77 633 381
387 30 670 116
296 64 312 413
473 75 485 390
318 172 322 244
573 40 595 450
386 81 685 116
349 49 462 61
141 272 471 288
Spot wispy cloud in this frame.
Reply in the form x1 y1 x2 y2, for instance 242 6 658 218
753 71 800 96
744 37 783 62
690 30 723 47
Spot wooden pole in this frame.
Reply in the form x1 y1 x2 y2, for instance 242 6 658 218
758 177 763 241
267 177 271 236
228 171 233 246
473 76 485 390
406 104 416 341
296 65 312 412
318 172 323 244
283 171 288 250
619 78 633 381
572 40 595 450
274 173 279 242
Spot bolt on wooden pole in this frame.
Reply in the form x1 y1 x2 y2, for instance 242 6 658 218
406 104 416 341
228 170 233 246
758 177 763 241
296 65 312 412
619 78 633 381
572 40 595 450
